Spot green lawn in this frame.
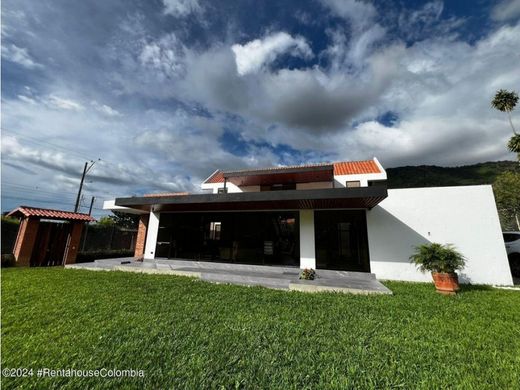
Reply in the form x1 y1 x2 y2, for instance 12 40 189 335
2 268 520 389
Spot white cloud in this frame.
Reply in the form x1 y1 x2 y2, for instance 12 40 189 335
1 44 42 69
17 95 37 105
46 95 84 111
91 101 122 117
139 33 186 79
492 0 520 21
162 0 202 17
231 32 313 75
320 0 377 30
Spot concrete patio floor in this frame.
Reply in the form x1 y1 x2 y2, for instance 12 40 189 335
66 258 392 295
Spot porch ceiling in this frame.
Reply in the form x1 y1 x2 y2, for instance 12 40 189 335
224 165 334 186
115 186 387 213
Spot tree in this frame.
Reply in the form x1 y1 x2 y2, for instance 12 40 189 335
491 89 520 158
97 216 116 226
493 171 520 231
107 211 139 229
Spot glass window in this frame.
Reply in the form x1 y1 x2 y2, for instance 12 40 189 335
503 233 520 242
346 181 361 188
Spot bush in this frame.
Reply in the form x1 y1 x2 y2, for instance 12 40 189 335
509 253 520 278
1 254 15 268
1 216 20 255
76 249 134 263
299 268 316 280
409 243 466 274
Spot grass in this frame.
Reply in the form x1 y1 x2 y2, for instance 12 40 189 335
2 268 520 389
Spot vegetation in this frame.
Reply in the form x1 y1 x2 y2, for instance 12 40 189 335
409 243 466 274
493 171 520 231
386 160 518 189
76 249 134 263
2 268 520 389
299 268 316 280
491 89 519 157
491 89 518 134
508 134 520 158
99 211 139 229
1 216 20 255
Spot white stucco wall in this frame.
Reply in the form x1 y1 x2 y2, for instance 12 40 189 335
144 211 160 260
366 185 513 285
299 210 316 269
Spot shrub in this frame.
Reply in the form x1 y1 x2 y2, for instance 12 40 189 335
76 249 134 263
1 216 20 255
409 243 466 274
1 254 15 268
299 268 316 280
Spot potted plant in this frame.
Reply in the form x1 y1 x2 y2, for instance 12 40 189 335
409 243 466 295
299 268 316 280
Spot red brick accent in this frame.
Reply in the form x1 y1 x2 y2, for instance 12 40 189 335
134 214 149 259
63 222 85 265
13 218 40 267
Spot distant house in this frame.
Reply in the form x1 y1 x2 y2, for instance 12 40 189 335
104 158 513 285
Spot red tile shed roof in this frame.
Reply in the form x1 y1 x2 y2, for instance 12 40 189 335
7 206 96 222
203 159 381 184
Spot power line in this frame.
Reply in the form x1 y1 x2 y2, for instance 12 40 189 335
1 194 106 212
2 185 79 198
2 128 96 161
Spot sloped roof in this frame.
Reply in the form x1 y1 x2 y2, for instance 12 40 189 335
333 160 381 175
204 171 225 184
7 206 95 222
203 159 381 184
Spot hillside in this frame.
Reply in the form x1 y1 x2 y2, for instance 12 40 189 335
386 161 519 189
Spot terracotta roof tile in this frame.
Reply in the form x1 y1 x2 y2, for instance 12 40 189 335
204 170 225 184
203 159 382 184
333 160 380 175
7 206 96 222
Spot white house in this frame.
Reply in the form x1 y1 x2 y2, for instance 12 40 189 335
104 158 513 286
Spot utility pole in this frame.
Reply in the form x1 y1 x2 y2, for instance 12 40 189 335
88 196 95 216
74 159 99 213
81 196 96 252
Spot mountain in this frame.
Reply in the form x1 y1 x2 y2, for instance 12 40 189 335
386 161 519 189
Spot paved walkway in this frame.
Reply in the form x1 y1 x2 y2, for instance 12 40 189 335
66 258 392 295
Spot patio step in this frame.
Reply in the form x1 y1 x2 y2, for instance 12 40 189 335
200 271 291 289
152 258 301 276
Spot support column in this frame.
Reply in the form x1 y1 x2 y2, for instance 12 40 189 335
13 217 40 267
143 211 160 260
299 209 316 269
134 214 149 258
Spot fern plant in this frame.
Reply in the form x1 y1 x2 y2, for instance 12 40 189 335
409 243 466 273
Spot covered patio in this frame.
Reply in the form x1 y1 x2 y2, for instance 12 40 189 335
112 186 388 272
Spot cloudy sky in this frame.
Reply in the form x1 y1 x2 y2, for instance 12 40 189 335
2 0 520 217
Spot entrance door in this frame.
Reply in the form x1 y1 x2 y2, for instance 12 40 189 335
30 222 71 266
314 210 370 272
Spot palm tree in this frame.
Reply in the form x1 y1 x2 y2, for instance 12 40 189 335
492 89 519 156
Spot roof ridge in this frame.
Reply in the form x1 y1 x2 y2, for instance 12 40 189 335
18 205 91 215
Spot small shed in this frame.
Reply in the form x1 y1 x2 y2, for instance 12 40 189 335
7 206 95 267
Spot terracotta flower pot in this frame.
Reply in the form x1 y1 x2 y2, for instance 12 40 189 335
431 272 459 295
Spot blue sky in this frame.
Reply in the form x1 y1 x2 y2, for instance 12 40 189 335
2 0 520 217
